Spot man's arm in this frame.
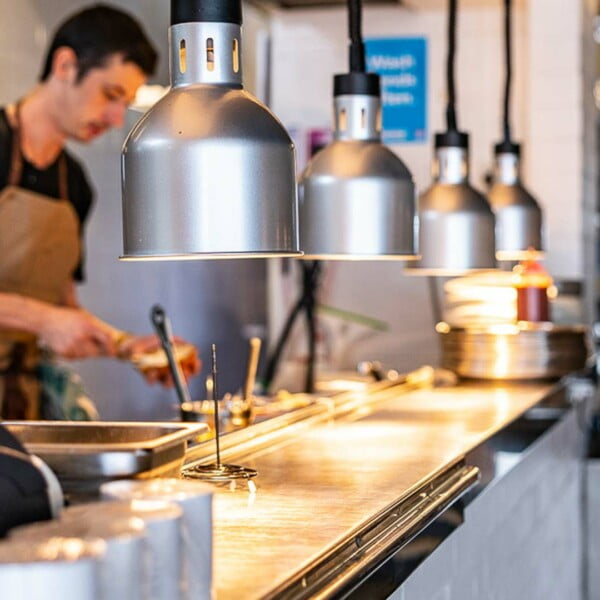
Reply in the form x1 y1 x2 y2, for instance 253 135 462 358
64 284 203 383
0 292 53 334
61 280 80 308
0 291 116 358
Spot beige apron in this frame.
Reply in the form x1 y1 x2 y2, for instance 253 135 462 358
0 103 80 419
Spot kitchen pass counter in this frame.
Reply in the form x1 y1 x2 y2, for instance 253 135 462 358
184 374 582 599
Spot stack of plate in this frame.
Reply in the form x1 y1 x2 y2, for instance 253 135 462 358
437 321 589 380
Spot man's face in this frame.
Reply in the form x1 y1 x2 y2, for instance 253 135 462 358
57 53 146 142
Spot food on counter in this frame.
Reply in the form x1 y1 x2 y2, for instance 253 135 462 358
129 342 195 371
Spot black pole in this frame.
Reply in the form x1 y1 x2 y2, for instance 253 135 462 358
304 262 322 393
263 294 305 388
264 262 323 394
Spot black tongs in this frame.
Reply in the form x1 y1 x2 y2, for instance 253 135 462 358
151 304 192 418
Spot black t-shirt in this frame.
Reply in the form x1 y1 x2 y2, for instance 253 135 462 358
0 108 93 282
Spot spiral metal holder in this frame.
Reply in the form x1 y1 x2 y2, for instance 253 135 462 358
182 344 258 489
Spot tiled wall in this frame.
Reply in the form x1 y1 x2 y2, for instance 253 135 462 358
526 0 585 281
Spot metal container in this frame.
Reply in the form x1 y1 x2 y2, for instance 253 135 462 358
438 322 589 380
3 421 208 496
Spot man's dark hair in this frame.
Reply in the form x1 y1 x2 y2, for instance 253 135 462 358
40 4 157 82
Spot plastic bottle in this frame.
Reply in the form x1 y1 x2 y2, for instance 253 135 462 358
513 258 552 322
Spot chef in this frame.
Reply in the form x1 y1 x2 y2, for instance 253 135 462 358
0 4 199 419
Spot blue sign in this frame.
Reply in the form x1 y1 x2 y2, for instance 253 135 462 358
365 37 427 144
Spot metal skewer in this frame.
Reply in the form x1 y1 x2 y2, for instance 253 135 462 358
211 344 221 469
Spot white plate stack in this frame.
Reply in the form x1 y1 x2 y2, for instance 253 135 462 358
10 506 146 600
64 500 184 600
0 536 104 600
100 478 214 600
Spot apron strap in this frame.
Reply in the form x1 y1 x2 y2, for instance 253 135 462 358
2 343 34 420
8 100 69 201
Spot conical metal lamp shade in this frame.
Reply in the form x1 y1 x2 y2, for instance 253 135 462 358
121 0 299 260
298 73 416 260
414 133 496 274
488 146 543 261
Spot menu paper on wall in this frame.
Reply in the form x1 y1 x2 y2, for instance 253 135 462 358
365 37 428 144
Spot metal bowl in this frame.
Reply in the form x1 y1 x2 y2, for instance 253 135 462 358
437 321 589 380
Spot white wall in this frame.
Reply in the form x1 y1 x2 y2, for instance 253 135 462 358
271 1 529 207
267 0 590 376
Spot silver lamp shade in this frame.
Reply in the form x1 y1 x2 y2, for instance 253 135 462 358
414 133 496 274
121 1 300 259
298 74 416 260
488 146 543 261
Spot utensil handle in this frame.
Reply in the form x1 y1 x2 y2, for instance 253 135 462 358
243 337 262 401
150 304 192 407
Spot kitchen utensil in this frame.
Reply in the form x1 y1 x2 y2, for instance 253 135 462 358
243 337 261 402
229 337 262 427
150 304 192 419
211 344 221 468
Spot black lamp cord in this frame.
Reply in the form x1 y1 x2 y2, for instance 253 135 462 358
264 261 323 394
264 0 366 394
446 0 458 132
348 0 366 72
502 0 513 144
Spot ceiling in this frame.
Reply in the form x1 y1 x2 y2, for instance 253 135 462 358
253 0 401 8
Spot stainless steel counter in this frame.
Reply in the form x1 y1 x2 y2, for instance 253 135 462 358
184 375 561 599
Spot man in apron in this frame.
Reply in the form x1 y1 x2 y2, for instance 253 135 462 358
0 6 200 419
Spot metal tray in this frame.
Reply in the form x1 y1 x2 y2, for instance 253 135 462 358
2 421 208 497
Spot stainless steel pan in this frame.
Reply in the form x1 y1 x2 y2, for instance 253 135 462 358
3 421 208 497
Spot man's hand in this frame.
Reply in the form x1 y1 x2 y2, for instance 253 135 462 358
38 306 118 359
117 334 201 387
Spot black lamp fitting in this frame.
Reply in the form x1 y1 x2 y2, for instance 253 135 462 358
334 72 380 97
171 0 242 26
435 130 469 149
